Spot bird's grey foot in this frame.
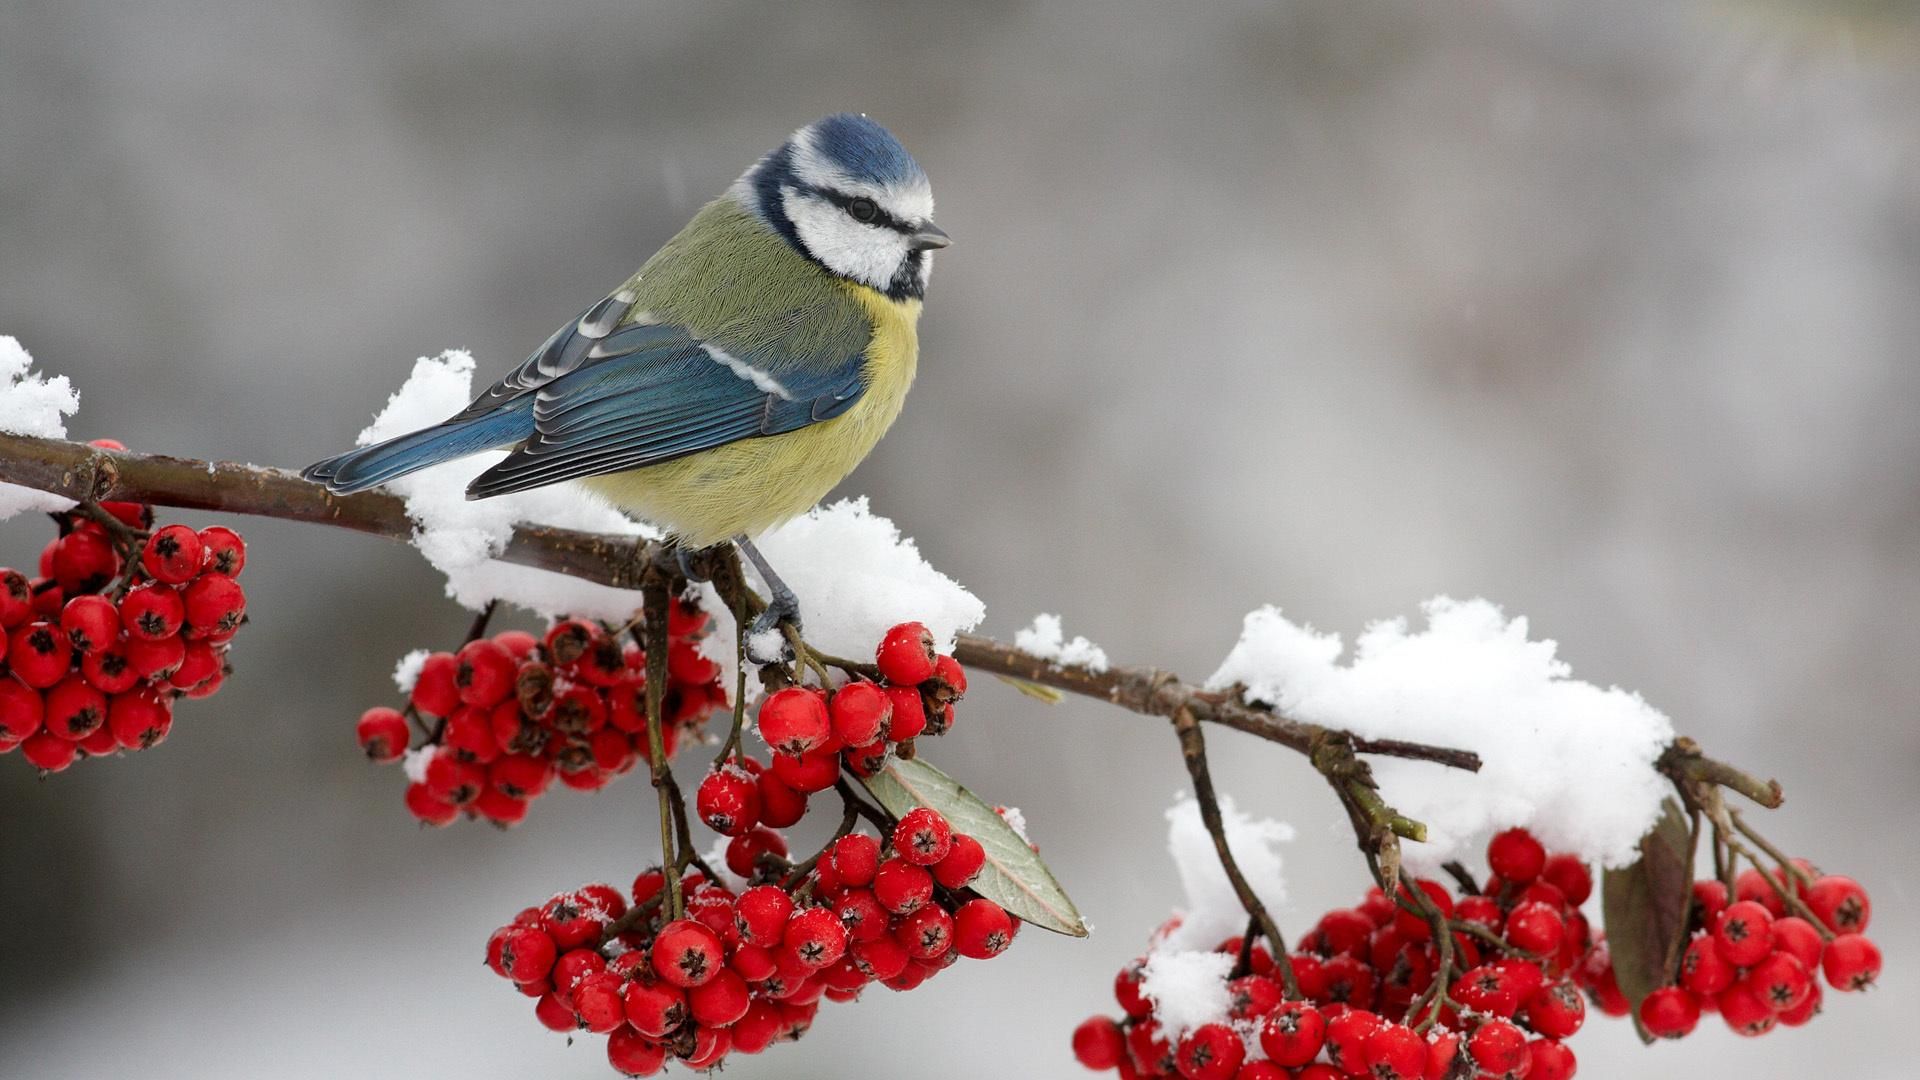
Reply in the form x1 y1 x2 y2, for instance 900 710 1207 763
736 535 802 665
673 544 713 584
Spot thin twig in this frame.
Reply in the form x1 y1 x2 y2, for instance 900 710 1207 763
640 576 682 921
1171 705 1300 1000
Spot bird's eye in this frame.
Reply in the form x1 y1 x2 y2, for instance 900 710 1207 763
847 197 879 223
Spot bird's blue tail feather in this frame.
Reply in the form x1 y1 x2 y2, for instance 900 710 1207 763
302 405 530 494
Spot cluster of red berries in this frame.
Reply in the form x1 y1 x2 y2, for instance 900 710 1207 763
1075 828 1604 1080
1582 864 1879 1041
1 442 248 773
354 598 727 827
483 804 1017 1076
695 620 966 836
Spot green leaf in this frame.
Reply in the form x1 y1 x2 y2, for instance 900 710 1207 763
861 756 1089 937
1602 797 1697 1034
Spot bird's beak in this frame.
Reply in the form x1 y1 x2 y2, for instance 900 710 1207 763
908 223 951 251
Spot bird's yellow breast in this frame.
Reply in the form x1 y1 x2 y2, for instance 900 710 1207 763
582 285 920 547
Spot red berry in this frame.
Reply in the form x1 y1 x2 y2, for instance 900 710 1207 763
499 926 557 984
1715 900 1776 967
20 729 77 772
830 833 882 887
10 620 73 688
834 887 890 943
402 781 458 826
50 530 118 593
1258 1000 1327 1066
409 652 460 716
181 573 244 639
763 743 832 791
894 904 954 960
783 906 849 970
1770 916 1824 970
197 526 246 576
0 569 33 629
1072 1016 1126 1071
124 633 184 680
725 825 789 879
688 967 752 1027
1453 963 1523 1018
1541 853 1593 905
1821 933 1882 991
169 639 222 692
108 688 171 749
531 990 575 1032
730 999 785 1054
1778 978 1823 1026
1393 879 1453 940
1505 900 1566 955
1319 953 1378 1010
875 621 937 685
451 638 514 707
1679 933 1735 996
1691 879 1730 929
933 833 987 889
424 753 485 806
1805 875 1871 934
953 898 1014 959
472 786 527 826
930 653 967 698
757 686 831 755
873 857 934 914
140 524 203 585
755 770 808 828
1639 985 1701 1038
355 707 409 762
1467 1018 1531 1073
0 677 45 741
620 976 687 1039
696 765 762 836
881 683 927 741
1527 1038 1577 1080
1524 980 1586 1039
79 636 135 695
43 675 106 741
1743 950 1813 1013
605 1025 667 1077
652 919 724 987
1360 1022 1425 1080
734 884 796 946
1174 1022 1243 1080
1488 828 1547 883
1322 1009 1383 1075
1717 983 1778 1036
893 806 953 865
847 934 908 982
58 594 118 655
829 680 892 745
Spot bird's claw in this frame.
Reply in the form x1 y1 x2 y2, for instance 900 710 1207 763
746 596 802 666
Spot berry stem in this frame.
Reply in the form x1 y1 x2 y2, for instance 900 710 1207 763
1171 705 1301 1000
783 783 864 890
462 599 498 645
1441 860 1481 896
1730 808 1817 889
639 574 682 921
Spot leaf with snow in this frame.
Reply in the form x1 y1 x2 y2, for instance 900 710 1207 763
1602 797 1696 1033
1206 597 1675 869
0 336 81 518
861 757 1087 937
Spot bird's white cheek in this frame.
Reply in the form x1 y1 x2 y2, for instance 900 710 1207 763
783 190 907 291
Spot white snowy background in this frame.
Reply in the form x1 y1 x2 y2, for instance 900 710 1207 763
2 2 1917 1078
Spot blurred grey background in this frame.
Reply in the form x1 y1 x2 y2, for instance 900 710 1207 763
2 1 1915 1077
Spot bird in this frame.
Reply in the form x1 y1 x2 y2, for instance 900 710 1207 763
303 113 948 653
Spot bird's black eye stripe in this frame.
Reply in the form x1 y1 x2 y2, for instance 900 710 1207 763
817 188 912 234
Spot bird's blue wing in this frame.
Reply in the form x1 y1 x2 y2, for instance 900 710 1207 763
463 320 867 499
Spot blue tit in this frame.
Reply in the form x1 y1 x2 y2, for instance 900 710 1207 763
304 113 949 638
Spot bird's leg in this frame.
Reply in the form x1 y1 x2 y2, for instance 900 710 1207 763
735 535 801 665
